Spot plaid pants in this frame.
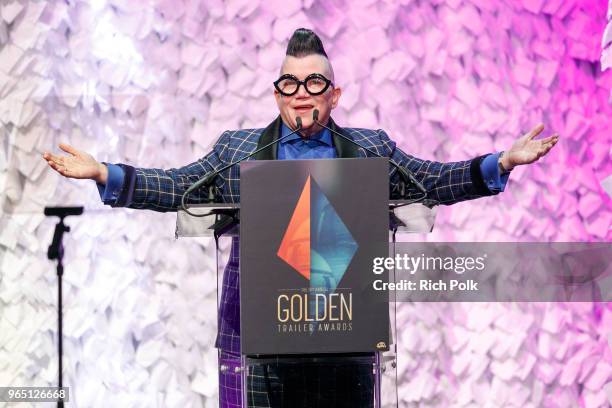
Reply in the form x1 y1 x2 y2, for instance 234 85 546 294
219 351 375 407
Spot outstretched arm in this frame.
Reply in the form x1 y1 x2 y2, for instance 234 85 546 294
380 124 558 205
42 132 233 212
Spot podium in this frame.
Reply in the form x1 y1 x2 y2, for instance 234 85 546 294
176 158 436 408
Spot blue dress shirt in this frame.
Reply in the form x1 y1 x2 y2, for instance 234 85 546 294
97 160 126 204
480 152 510 193
97 124 508 201
277 123 337 160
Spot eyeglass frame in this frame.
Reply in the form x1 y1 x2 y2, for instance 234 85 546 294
273 73 334 96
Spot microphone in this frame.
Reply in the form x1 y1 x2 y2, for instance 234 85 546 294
311 109 427 196
44 206 84 260
44 207 84 218
181 117 303 214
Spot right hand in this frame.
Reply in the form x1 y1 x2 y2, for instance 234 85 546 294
42 143 108 184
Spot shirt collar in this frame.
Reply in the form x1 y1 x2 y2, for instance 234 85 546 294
280 120 333 147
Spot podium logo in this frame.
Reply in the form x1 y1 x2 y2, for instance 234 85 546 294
277 175 358 293
376 341 387 350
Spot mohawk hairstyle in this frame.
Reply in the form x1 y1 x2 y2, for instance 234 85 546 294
285 28 328 58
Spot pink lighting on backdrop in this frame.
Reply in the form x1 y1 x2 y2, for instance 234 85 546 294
0 0 610 406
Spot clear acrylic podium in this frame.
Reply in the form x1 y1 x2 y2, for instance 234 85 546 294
176 202 436 407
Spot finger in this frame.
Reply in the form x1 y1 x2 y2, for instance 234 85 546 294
50 161 72 177
44 152 56 161
59 143 79 156
51 155 65 166
542 137 559 149
527 124 545 140
544 142 557 153
538 144 555 158
44 153 64 165
47 160 65 174
538 140 552 150
539 134 558 144
543 140 557 149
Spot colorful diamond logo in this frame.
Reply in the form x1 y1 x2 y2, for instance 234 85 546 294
277 175 358 295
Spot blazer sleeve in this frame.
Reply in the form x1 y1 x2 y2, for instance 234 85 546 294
109 131 232 212
377 129 497 205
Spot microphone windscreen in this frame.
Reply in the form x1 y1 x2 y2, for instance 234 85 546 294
296 116 302 128
312 109 319 121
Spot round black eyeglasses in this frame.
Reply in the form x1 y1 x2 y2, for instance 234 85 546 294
273 73 334 96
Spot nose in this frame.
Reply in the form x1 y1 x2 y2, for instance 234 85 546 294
295 83 310 98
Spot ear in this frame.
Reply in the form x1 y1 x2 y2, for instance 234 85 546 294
331 87 341 109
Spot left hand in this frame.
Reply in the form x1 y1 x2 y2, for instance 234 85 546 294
501 124 559 171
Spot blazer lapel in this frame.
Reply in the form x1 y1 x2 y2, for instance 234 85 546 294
253 116 282 160
253 115 363 160
329 117 362 158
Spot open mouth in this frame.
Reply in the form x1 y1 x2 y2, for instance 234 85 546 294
294 105 314 113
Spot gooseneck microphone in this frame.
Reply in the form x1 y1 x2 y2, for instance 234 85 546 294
181 117 303 215
311 109 428 197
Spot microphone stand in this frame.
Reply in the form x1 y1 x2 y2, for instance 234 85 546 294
180 117 304 216
45 206 84 408
311 110 428 203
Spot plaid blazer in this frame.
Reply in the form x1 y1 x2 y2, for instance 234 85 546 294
112 115 495 210
111 115 496 354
